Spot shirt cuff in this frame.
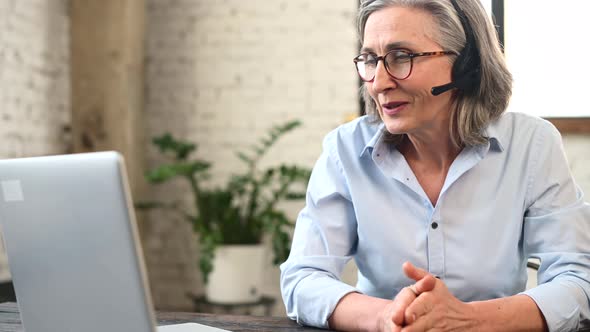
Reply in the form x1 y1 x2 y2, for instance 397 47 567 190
294 277 360 328
521 280 581 332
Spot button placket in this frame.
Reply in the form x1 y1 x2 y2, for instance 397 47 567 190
427 206 444 278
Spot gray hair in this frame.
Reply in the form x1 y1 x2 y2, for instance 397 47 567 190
357 0 512 147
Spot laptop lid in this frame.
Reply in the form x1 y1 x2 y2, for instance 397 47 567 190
0 152 228 332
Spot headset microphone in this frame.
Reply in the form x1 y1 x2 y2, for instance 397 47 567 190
431 67 480 96
431 82 457 96
431 0 481 97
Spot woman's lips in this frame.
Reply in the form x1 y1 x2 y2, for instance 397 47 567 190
381 101 409 116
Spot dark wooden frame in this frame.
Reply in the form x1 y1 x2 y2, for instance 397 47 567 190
491 0 504 49
544 118 590 134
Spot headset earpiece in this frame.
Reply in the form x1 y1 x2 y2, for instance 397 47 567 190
431 0 481 96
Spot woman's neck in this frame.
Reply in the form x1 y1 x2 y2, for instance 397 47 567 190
398 131 462 171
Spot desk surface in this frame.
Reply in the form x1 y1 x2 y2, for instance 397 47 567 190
0 302 331 332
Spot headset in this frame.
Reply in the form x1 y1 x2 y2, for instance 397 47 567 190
431 0 482 96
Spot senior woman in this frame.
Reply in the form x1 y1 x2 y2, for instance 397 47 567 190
280 0 590 331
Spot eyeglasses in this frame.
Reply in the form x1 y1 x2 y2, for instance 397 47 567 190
353 49 456 82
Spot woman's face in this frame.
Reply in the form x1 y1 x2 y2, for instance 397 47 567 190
363 6 455 138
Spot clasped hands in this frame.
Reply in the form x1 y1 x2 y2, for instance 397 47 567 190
378 262 476 332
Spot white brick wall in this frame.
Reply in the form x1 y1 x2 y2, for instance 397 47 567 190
0 0 70 158
143 0 359 311
145 0 359 174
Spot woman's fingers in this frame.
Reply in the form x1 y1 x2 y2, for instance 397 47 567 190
391 286 420 326
414 274 437 294
402 261 429 282
390 262 437 326
404 291 435 325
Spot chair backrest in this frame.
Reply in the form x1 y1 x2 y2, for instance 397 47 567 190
526 259 540 290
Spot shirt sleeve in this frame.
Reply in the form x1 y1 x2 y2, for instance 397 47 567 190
280 130 360 328
521 120 590 332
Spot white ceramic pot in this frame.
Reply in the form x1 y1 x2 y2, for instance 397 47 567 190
205 244 265 304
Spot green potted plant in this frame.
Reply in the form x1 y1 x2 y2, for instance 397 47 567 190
138 120 311 303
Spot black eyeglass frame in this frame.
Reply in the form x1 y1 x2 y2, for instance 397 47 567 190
353 49 457 82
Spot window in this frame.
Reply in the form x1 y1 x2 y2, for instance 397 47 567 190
480 0 492 17
497 0 590 133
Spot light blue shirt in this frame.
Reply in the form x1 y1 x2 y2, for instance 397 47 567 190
280 112 590 331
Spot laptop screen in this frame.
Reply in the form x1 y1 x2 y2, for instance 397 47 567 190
0 152 157 332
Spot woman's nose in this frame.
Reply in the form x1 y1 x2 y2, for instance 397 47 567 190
371 61 397 94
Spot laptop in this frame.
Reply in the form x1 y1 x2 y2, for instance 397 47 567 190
0 151 230 332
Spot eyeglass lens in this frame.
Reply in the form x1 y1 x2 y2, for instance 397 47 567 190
355 50 412 81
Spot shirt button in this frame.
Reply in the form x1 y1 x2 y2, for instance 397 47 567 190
431 222 439 229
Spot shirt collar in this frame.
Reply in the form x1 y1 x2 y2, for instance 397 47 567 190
359 121 505 158
484 121 505 152
360 123 386 158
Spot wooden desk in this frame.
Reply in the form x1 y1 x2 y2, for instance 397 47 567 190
0 302 331 332
2 301 590 331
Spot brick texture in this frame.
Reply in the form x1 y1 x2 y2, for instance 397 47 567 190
0 0 70 158
142 0 359 311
